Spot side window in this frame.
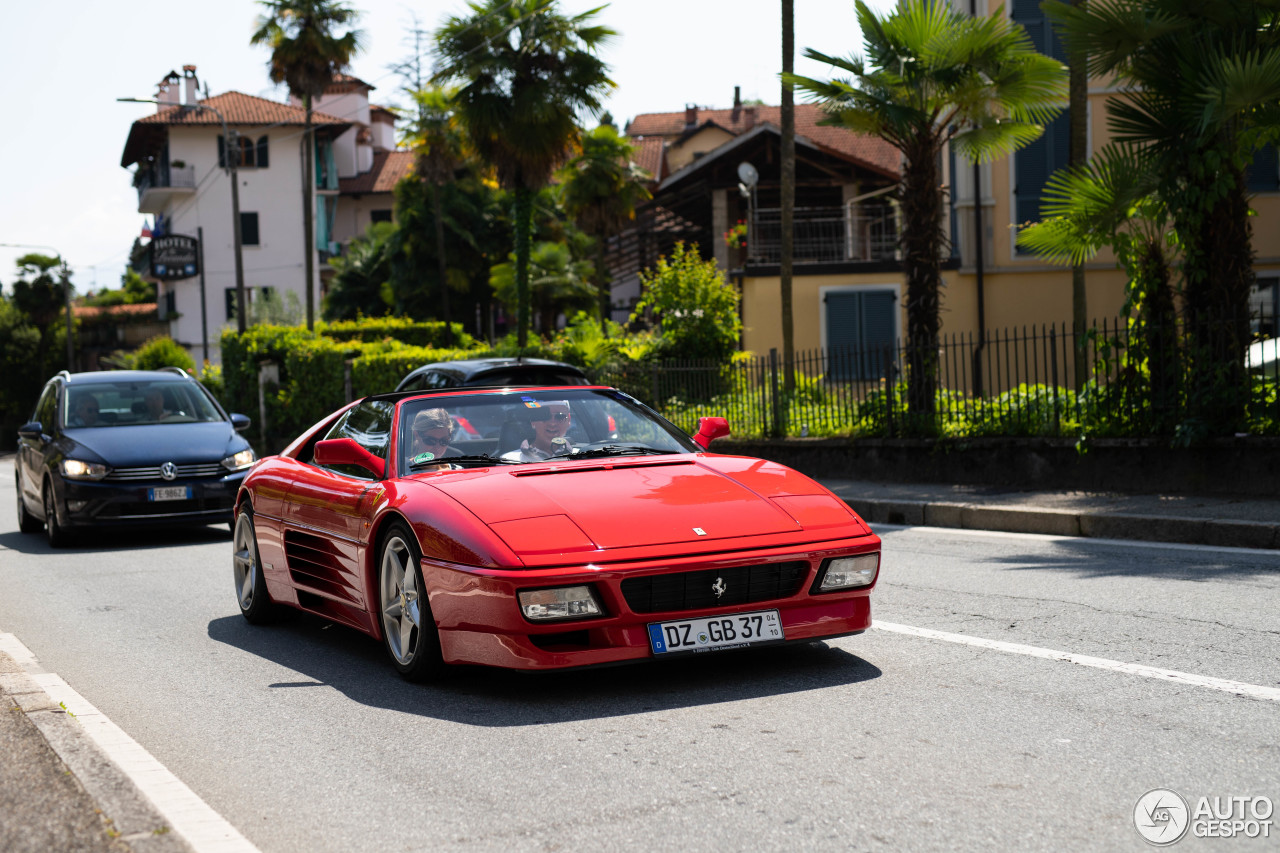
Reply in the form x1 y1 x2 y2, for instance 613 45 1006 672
399 374 425 392
35 385 57 431
320 400 394 479
424 371 458 389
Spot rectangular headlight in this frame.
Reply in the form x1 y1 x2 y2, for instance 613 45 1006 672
518 585 602 621
60 459 107 480
816 553 880 592
221 449 256 471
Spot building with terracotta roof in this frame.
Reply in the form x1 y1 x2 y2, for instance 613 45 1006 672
119 66 412 365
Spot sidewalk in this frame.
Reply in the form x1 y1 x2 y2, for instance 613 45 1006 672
820 479 1280 550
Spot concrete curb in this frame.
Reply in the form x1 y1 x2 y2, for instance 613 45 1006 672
844 498 1280 550
0 648 194 853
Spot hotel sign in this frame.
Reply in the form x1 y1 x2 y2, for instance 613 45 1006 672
152 234 199 279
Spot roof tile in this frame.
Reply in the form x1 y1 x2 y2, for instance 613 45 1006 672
339 150 414 194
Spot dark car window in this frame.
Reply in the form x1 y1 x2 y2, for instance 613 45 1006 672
62 380 223 428
425 370 461 389
34 384 57 432
475 368 589 387
322 400 394 479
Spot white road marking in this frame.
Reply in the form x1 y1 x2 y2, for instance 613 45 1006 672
874 523 1280 557
873 620 1280 703
0 632 261 853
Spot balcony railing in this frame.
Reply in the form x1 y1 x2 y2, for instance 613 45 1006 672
135 164 196 212
744 204 902 266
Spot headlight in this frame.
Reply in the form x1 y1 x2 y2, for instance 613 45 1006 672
815 553 880 592
60 459 108 481
518 585 603 621
221 449 256 471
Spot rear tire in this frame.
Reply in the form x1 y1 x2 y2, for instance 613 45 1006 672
377 521 446 682
233 505 278 624
43 483 70 548
16 476 40 534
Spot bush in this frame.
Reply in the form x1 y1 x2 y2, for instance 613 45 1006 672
633 242 741 363
319 316 476 349
131 335 195 373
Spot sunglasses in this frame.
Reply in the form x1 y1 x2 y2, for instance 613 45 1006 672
533 412 570 423
415 433 450 447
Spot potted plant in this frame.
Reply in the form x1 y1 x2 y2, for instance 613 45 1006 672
724 220 748 250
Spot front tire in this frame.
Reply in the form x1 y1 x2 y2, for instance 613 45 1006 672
378 521 446 682
16 476 40 534
43 482 70 548
233 506 278 624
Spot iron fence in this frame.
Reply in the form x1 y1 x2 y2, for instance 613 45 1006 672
596 311 1280 439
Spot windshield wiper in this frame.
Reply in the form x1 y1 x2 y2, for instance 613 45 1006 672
566 444 673 460
408 453 517 469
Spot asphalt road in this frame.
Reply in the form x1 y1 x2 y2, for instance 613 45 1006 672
2 458 1278 852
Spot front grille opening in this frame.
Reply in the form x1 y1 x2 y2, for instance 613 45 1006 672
528 630 591 651
620 560 810 614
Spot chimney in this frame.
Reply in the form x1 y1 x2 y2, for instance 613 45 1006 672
743 105 757 131
182 65 199 105
684 104 698 128
156 70 181 110
732 85 742 123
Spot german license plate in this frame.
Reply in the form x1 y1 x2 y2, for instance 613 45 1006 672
149 486 190 501
647 609 783 655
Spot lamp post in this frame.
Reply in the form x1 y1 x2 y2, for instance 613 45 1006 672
118 98 248 335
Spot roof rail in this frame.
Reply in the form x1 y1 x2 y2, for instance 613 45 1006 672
56 370 72 381
159 366 193 377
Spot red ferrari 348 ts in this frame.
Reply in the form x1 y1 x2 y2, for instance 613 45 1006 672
232 386 881 680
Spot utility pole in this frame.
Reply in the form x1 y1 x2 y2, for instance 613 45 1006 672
197 225 209 363
780 0 796 394
61 259 74 371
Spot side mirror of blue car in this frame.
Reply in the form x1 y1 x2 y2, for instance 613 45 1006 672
230 413 252 432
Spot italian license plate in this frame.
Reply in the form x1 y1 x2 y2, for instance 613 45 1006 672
149 486 190 502
647 609 784 655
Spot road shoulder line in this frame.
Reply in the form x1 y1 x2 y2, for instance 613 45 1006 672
872 620 1280 703
0 632 261 853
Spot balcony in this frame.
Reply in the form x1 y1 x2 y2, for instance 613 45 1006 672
135 164 196 213
740 204 903 268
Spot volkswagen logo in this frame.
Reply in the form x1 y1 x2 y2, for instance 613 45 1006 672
160 462 178 481
711 577 727 598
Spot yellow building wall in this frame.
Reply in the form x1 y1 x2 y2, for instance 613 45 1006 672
666 127 736 172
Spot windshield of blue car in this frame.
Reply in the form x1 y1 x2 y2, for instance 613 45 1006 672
397 388 699 471
62 380 224 428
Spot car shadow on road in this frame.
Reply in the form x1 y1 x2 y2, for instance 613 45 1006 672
206 612 881 726
0 525 230 555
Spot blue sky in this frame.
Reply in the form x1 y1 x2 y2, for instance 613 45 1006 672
0 0 894 297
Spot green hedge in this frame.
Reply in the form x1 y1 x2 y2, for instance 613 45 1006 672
350 345 492 398
317 317 475 349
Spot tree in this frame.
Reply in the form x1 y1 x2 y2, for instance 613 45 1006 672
324 221 395 320
490 237 597 337
633 243 742 363
251 0 363 331
9 253 65 328
1045 0 1280 434
780 0 796 392
556 123 652 334
85 268 156 307
787 0 1066 431
403 86 468 346
434 0 615 349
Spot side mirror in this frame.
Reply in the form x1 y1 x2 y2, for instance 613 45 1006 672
230 413 252 432
17 421 45 441
693 416 731 450
313 438 386 479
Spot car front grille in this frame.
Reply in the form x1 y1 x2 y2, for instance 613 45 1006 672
104 463 225 481
620 560 810 614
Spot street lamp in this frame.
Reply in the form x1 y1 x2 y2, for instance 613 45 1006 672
117 97 248 336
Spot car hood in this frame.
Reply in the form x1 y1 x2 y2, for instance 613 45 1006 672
423 454 868 558
63 423 248 467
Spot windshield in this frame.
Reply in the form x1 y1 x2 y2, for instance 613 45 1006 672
63 380 224 428
397 388 699 472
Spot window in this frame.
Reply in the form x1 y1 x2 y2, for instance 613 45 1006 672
1011 0 1069 253
164 290 176 316
824 289 896 380
1252 277 1279 336
218 134 269 168
320 400 394 479
240 212 259 246
370 209 393 224
1247 145 1279 193
225 288 238 321
34 384 57 431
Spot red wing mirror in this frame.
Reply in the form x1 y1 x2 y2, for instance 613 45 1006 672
313 438 386 478
693 416 731 450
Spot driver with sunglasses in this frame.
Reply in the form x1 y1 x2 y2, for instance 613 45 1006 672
409 408 457 463
502 400 573 462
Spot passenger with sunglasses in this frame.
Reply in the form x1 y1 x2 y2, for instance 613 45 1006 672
409 408 456 462
502 401 573 462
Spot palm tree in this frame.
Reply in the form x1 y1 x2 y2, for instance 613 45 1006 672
490 239 597 337
434 0 615 349
403 86 468 346
251 0 363 331
556 123 652 335
787 0 1066 431
1045 0 1280 433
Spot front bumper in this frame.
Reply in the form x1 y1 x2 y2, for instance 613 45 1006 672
56 471 248 528
420 539 879 670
